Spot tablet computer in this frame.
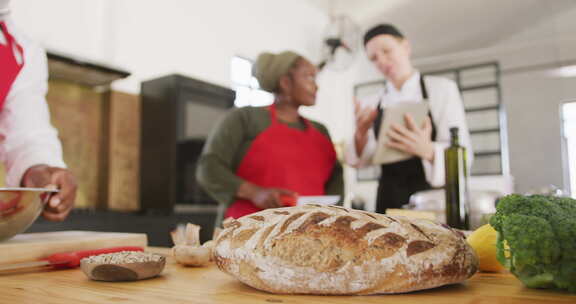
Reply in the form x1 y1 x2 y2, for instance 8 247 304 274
373 102 430 165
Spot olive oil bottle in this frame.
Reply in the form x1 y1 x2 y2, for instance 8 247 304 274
444 127 470 230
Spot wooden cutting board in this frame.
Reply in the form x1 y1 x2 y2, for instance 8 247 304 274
0 231 148 264
2 248 574 304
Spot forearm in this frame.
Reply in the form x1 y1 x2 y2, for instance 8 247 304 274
2 132 66 187
354 130 369 157
196 154 244 207
325 161 344 197
421 142 448 188
195 108 252 207
1 111 65 187
236 181 261 201
346 130 377 168
422 142 435 162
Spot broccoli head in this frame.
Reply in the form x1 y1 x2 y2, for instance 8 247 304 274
490 194 576 293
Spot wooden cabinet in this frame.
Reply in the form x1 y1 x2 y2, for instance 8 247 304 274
45 52 131 209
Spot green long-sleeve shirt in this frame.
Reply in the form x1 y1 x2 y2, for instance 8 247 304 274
196 106 344 207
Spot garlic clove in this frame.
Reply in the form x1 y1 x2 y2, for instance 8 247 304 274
172 245 211 267
201 240 216 262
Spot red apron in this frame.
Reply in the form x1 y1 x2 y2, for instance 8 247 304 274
0 21 24 111
225 105 337 219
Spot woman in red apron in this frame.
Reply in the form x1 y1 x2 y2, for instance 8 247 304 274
197 51 343 219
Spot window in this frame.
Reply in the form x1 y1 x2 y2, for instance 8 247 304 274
424 62 509 176
230 56 274 107
561 101 576 197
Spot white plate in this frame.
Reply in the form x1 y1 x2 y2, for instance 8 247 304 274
297 195 341 206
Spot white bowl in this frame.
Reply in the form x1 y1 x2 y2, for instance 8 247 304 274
297 195 341 206
0 188 58 241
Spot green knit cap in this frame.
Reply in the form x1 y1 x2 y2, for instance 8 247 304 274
252 51 301 93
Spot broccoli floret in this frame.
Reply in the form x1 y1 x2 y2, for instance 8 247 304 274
490 194 576 293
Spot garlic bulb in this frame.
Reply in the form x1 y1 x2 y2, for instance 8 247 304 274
171 223 213 267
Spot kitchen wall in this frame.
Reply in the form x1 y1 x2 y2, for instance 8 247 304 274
10 0 328 93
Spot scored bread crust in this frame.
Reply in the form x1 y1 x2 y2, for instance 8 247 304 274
213 204 478 295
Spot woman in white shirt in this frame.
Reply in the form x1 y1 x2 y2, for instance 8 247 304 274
0 1 76 221
346 24 472 213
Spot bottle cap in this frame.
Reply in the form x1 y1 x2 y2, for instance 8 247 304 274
450 127 459 142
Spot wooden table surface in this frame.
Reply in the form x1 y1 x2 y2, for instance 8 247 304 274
0 247 574 304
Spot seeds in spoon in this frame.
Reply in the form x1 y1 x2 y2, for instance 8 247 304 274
82 251 163 264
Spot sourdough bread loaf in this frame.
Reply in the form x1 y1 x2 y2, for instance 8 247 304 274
213 204 478 295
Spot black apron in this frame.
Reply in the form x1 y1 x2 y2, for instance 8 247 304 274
373 76 437 213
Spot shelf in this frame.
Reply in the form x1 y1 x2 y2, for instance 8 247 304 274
422 61 498 76
474 150 501 157
465 105 500 113
471 171 503 176
470 128 501 134
47 51 130 87
460 82 499 91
